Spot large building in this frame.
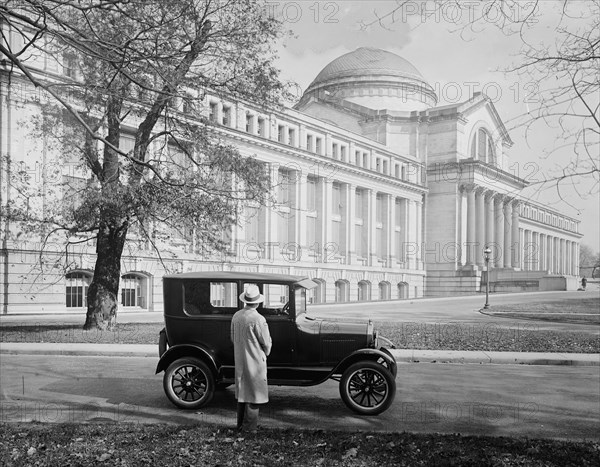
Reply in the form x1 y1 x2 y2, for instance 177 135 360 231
0 46 582 314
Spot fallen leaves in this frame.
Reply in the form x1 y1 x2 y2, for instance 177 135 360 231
1 424 599 467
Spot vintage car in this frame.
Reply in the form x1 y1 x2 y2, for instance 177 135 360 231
156 272 397 415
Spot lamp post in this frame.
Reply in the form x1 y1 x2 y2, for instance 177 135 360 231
483 246 492 309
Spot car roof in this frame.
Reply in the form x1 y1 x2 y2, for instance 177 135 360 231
162 271 310 283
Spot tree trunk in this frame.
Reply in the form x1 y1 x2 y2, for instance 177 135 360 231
83 220 128 330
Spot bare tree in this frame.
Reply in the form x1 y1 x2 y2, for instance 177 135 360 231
0 0 288 329
361 0 599 196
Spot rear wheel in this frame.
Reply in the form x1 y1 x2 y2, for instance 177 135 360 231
339 361 396 415
163 357 215 409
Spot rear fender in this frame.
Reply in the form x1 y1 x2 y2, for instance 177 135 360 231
155 344 219 376
331 348 397 378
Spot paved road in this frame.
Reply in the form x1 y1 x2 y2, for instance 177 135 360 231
1 354 598 441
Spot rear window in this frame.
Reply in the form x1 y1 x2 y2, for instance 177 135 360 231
183 281 238 315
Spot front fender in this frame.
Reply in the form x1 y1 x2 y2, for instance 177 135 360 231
331 348 397 378
155 344 219 376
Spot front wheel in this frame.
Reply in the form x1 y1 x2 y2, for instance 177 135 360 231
163 358 215 410
339 361 396 415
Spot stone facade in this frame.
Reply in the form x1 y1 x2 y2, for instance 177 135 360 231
0 44 582 314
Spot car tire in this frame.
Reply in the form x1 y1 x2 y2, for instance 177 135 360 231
163 357 215 410
339 361 396 415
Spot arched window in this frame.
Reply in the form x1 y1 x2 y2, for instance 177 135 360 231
120 273 149 309
335 280 349 303
470 128 496 165
397 282 409 299
310 278 326 304
65 271 92 308
378 281 391 300
357 280 371 302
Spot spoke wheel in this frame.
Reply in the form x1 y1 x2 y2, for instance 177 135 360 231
340 361 396 415
163 358 214 410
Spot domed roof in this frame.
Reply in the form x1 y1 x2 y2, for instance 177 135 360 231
312 47 425 85
299 47 437 112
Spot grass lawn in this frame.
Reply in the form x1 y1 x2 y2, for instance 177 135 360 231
482 298 600 325
1 423 598 467
1 297 599 353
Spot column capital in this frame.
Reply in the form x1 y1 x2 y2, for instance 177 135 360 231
484 190 496 201
460 183 477 193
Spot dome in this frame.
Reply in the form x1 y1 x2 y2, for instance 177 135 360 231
313 47 425 84
299 47 437 112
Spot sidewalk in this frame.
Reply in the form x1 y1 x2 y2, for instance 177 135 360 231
1 342 598 366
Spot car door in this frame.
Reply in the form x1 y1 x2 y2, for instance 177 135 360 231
243 282 295 366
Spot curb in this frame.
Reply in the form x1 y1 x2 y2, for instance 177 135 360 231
390 349 600 367
1 343 599 366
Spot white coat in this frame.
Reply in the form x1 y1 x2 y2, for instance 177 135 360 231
230 306 272 404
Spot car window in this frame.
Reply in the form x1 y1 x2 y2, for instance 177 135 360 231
183 281 238 315
243 282 289 316
263 284 289 309
295 287 306 316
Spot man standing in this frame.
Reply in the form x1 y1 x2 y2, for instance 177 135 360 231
230 284 272 432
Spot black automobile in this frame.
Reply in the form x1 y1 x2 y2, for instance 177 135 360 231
156 271 397 415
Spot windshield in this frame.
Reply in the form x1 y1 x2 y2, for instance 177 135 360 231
295 287 307 317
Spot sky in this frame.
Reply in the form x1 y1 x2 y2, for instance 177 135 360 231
270 0 599 252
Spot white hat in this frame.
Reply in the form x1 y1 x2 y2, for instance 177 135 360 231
239 284 265 304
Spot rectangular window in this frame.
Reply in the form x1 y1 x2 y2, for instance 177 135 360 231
278 213 290 245
362 153 368 168
355 224 363 257
315 137 322 154
246 114 254 133
209 102 218 122
222 106 231 126
278 125 285 143
376 195 383 223
355 150 361 166
306 134 313 151
340 145 346 161
260 284 289 312
257 117 265 136
66 286 84 308
278 170 291 204
307 178 317 211
355 190 363 218
307 216 317 247
288 128 295 146
245 206 260 243
121 288 137 307
210 282 238 308
63 54 77 78
332 183 342 216
332 143 339 159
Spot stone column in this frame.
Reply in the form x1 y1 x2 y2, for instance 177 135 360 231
560 238 567 274
296 171 308 251
532 232 539 270
319 178 333 262
367 189 378 267
573 242 579 276
345 183 356 265
416 199 423 269
485 192 495 251
465 184 477 266
539 234 546 271
386 194 395 267
553 237 559 273
397 198 408 264
547 236 553 273
503 201 513 268
511 201 520 269
494 196 505 268
475 188 486 267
